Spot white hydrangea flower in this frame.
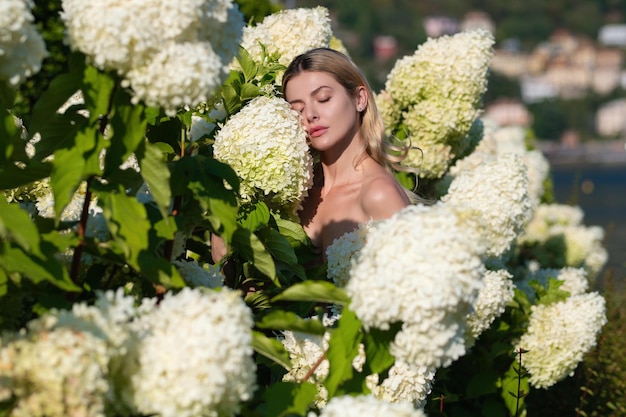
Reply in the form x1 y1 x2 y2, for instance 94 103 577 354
516 266 590 303
325 221 372 287
366 361 436 409
61 0 243 73
347 203 486 368
522 150 550 208
281 328 330 407
239 6 332 68
213 95 313 211
123 287 256 417
280 312 365 409
519 203 608 281
314 395 427 417
61 0 243 114
124 42 226 116
488 125 550 208
0 0 47 86
173 259 224 289
381 29 494 178
442 153 533 257
518 292 607 389
466 269 515 342
33 180 108 240
0 327 110 417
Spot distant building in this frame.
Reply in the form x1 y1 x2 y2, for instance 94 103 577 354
484 99 533 127
373 35 397 60
598 24 626 47
596 99 626 137
460 10 495 34
422 16 458 38
519 75 559 103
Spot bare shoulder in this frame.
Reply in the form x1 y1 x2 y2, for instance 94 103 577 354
360 169 410 220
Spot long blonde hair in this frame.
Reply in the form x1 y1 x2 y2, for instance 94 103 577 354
282 48 409 171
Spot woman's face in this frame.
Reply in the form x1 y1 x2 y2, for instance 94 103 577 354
284 71 364 153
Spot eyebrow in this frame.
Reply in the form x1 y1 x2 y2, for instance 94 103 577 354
288 85 333 105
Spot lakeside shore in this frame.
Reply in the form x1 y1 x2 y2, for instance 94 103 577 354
536 139 626 166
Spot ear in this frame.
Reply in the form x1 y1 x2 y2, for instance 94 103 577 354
356 86 368 111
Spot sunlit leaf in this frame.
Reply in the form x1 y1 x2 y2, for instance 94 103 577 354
255 310 325 335
252 330 292 370
272 281 349 305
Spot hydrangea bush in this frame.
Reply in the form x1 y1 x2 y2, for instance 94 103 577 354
0 3 609 417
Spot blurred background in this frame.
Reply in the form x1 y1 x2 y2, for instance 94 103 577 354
280 0 626 287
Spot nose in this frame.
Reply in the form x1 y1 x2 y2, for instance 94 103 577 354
303 104 318 123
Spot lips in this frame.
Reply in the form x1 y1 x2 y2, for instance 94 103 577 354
308 125 327 138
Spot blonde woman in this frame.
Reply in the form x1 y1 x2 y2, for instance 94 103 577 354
282 48 412 258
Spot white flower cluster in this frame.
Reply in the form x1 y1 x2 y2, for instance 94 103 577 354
518 292 607 389
377 29 494 178
239 6 332 68
313 395 427 417
515 266 590 303
366 361 436 409
466 269 515 343
213 95 313 211
124 287 256 417
0 0 47 87
60 0 244 115
0 287 256 417
445 122 550 207
173 258 225 288
281 328 330 407
280 312 366 409
0 327 110 417
325 221 372 287
443 153 533 257
518 203 608 281
346 203 486 368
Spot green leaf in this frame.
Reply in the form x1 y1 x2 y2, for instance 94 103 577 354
98 189 150 270
0 269 8 297
362 323 402 375
1 108 20 164
500 358 529 417
82 64 116 123
221 84 242 116
0 161 51 190
466 370 499 399
324 306 363 397
105 89 147 173
232 227 277 284
262 382 317 417
240 82 261 100
137 253 185 288
0 245 79 292
238 201 270 231
0 80 16 109
28 55 85 134
137 141 171 219
50 135 89 218
272 281 349 305
237 46 258 82
0 199 43 256
274 215 310 247
536 277 571 306
259 227 299 266
255 310 326 335
252 330 292 370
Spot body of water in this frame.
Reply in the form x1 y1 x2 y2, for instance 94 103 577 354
549 162 626 289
